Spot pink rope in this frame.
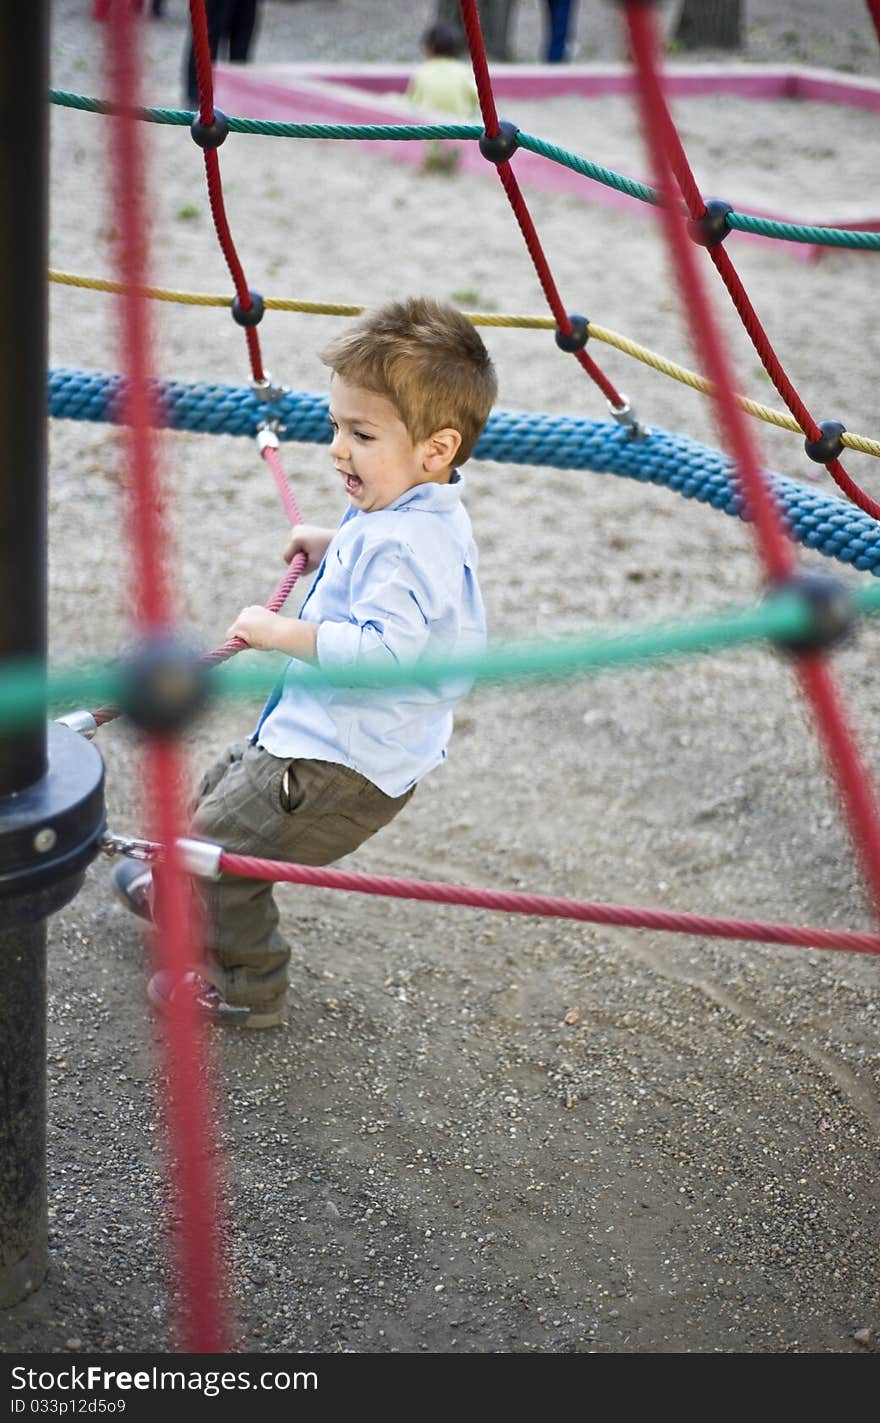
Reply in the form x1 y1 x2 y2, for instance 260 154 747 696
203 550 306 665
260 436 303 527
186 437 308 665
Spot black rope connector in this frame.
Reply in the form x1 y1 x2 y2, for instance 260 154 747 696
232 291 265 327
190 107 230 149
770 573 856 655
117 633 211 735
804 419 846 464
554 313 590 353
687 199 733 248
478 120 520 164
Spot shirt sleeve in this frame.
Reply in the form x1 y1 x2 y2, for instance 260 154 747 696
315 540 443 674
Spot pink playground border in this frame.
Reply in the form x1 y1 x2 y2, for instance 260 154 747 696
214 63 880 262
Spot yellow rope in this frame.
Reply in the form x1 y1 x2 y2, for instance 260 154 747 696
49 268 880 459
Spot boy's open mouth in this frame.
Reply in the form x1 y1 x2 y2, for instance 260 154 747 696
344 473 363 495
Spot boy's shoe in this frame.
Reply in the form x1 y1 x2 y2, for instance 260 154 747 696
112 859 154 922
114 860 288 1029
147 968 288 1030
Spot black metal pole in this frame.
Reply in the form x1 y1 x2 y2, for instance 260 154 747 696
0 0 49 1310
0 925 47 1306
0 0 105 1308
0 0 48 794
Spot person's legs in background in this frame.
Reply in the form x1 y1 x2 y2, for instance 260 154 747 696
227 0 260 64
544 0 577 63
184 0 235 106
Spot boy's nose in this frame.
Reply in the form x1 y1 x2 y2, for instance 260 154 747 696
329 429 348 460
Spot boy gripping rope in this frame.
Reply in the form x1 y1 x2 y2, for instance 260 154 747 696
115 297 497 1027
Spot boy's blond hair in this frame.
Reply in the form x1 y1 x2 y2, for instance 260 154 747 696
321 297 497 464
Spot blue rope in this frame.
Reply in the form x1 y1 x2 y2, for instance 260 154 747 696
47 367 880 576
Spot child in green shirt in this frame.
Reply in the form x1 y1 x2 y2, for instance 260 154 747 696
405 22 478 173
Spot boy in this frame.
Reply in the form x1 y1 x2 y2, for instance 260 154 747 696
114 297 497 1028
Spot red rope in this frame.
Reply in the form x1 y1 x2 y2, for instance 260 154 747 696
624 3 793 583
107 46 167 623
624 0 880 924
795 653 880 914
188 0 215 125
574 347 625 406
202 148 253 311
188 0 265 381
105 5 228 1353
218 853 880 957
709 245 880 520
459 0 624 409
459 0 499 134
643 27 880 522
495 162 567 326
822 455 880 518
710 249 818 436
148 742 229 1349
866 0 880 47
497 164 625 405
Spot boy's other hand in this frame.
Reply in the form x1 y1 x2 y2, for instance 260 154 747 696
226 605 319 662
283 524 334 573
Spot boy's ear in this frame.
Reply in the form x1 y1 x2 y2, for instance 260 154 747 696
422 427 462 470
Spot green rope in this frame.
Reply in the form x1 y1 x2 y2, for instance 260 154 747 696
49 89 188 126
727 211 880 248
227 118 477 141
6 586 880 733
47 90 476 140
517 131 659 205
48 89 880 252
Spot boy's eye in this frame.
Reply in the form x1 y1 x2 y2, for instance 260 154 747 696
354 431 374 442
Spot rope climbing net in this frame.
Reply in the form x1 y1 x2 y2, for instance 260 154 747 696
16 0 880 1350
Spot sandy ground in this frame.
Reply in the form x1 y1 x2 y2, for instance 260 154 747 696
2 0 880 1357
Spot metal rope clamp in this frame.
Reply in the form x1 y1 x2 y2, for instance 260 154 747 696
608 396 649 440
251 370 287 436
100 830 222 880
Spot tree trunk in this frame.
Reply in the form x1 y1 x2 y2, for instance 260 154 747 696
673 0 743 50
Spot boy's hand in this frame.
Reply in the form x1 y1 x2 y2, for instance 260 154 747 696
283 524 335 574
227 606 287 651
226 606 318 662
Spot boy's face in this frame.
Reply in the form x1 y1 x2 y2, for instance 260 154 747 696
328 375 444 513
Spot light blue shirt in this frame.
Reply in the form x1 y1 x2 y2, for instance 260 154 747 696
254 472 485 796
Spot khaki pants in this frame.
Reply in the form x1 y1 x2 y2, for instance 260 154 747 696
183 742 414 1009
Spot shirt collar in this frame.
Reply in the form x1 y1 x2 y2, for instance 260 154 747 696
387 469 464 514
